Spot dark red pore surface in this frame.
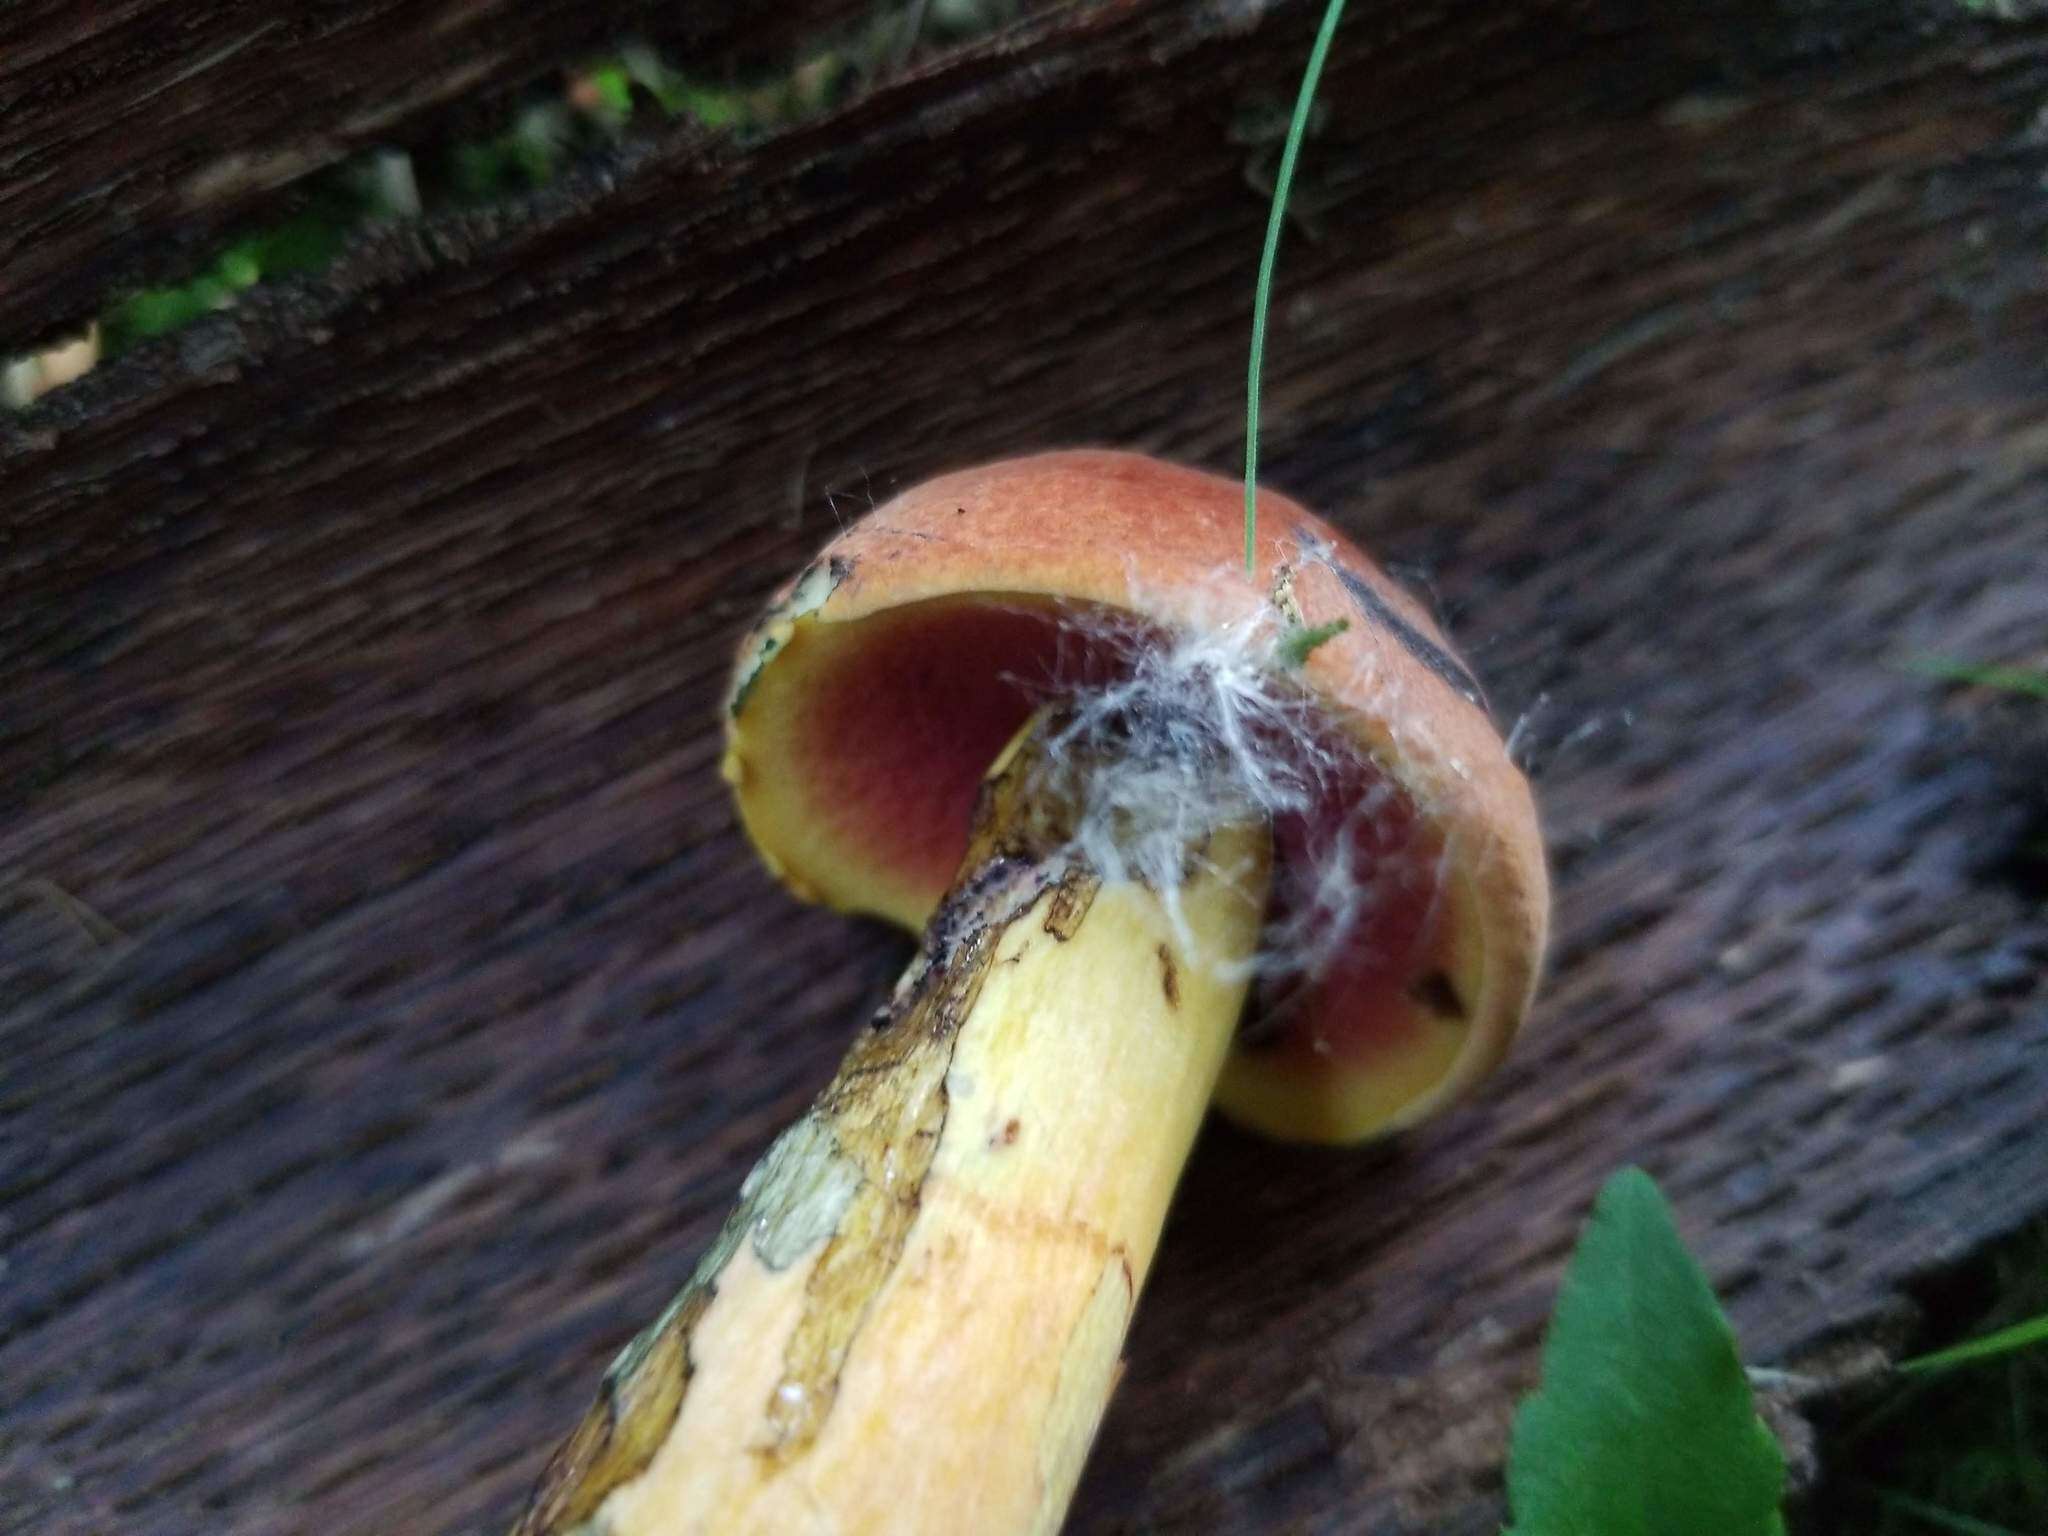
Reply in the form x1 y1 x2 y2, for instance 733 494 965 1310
794 597 1444 1064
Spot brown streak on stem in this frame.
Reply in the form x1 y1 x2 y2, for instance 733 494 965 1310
509 712 1104 1524
511 1296 701 1536
759 714 1099 1460
759 918 999 1456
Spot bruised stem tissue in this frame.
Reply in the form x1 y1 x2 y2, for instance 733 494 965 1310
514 714 1272 1536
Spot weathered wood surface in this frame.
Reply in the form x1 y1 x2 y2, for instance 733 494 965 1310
0 0 874 352
6 0 2048 1532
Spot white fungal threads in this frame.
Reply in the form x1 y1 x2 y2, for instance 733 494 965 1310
998 571 1433 991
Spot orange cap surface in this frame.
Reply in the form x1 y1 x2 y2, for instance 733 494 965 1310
722 450 1547 1143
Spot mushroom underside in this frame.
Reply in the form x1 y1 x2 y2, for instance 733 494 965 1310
729 591 1488 1139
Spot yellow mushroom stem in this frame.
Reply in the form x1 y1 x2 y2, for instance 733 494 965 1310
513 714 1273 1536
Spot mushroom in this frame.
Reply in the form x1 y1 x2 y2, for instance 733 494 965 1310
510 450 1547 1535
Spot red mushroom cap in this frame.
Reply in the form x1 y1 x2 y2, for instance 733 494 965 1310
722 450 1547 1143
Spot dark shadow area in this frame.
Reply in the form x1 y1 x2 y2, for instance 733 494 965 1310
1805 1221 2048 1536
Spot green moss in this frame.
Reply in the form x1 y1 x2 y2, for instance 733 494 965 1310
103 200 366 356
12 2 1012 403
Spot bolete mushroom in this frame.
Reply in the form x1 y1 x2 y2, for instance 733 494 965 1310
510 450 1547 1536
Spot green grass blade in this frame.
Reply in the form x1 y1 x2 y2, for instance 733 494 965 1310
1904 657 2048 699
1900 1313 2048 1375
1864 1486 2030 1536
1245 0 1348 575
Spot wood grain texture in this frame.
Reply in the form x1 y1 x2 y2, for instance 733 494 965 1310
0 0 873 352
6 0 2048 1532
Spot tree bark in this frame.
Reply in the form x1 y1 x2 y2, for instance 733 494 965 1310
0 0 873 350
4 2 2048 1534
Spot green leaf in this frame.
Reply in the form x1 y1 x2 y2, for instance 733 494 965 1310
1900 1312 2048 1375
666 80 748 128
218 247 264 289
585 62 635 116
246 211 350 276
105 285 213 350
1505 1167 1787 1536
